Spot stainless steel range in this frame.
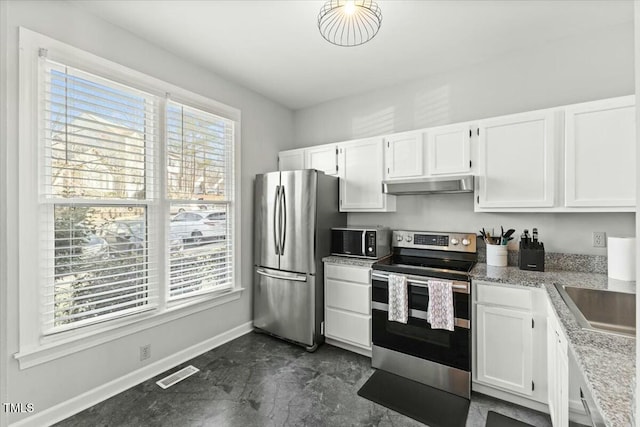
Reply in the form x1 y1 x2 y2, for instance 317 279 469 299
371 230 477 399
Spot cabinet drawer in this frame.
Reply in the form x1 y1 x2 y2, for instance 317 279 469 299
476 283 532 310
325 263 370 284
326 279 371 314
325 308 371 348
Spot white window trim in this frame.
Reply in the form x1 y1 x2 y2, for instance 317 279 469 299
16 27 243 368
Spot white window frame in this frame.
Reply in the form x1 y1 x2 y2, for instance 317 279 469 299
15 28 243 369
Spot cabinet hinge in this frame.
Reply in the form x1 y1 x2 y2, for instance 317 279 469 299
532 381 535 391
532 319 535 328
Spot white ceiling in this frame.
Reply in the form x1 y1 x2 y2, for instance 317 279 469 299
73 0 633 110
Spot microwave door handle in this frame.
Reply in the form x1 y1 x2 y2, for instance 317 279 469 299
362 231 366 256
273 185 280 255
279 186 286 255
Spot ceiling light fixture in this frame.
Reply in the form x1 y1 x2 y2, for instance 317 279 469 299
318 0 383 47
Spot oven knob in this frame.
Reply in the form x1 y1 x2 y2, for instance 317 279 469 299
450 238 459 245
462 238 471 246
368 247 373 252
396 235 403 242
406 235 412 242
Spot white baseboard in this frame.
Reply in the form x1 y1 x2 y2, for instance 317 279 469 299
10 321 254 427
325 338 371 358
472 382 550 414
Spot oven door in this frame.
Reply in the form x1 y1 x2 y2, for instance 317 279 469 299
371 271 471 372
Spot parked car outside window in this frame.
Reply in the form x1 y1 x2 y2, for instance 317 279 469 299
99 218 145 254
55 222 109 262
170 211 226 245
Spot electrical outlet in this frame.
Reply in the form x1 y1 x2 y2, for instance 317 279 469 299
593 232 606 248
140 344 151 361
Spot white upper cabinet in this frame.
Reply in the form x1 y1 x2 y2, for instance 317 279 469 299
278 148 305 171
338 137 396 212
564 96 636 208
305 143 339 176
476 109 558 209
384 131 425 179
427 122 473 175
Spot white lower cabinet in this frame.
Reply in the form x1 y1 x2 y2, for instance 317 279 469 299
473 281 548 409
547 298 569 427
323 262 372 356
476 304 534 395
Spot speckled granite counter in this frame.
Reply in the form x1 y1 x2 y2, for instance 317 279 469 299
322 255 382 268
472 264 635 427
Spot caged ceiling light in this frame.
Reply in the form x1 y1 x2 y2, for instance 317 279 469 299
318 0 383 47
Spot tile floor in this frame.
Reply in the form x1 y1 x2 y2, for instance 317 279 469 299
56 332 554 427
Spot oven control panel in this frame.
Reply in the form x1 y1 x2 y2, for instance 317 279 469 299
393 230 476 252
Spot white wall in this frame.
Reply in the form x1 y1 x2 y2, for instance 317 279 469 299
293 22 636 255
1 1 291 424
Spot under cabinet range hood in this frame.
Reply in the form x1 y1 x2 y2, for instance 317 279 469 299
382 175 474 195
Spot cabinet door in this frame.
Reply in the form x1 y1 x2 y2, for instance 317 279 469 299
305 144 338 176
278 149 305 171
384 131 424 179
338 137 395 211
565 96 636 208
557 348 569 427
325 308 371 348
477 110 557 208
476 304 533 395
547 320 558 426
427 123 472 175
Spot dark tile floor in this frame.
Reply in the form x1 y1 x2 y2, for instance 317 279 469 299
56 332 553 427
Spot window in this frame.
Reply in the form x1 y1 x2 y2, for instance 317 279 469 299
18 28 240 351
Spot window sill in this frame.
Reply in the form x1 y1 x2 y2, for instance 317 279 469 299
14 288 245 369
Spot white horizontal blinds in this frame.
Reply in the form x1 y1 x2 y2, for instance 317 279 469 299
42 60 156 200
166 102 233 201
41 59 157 334
166 102 234 300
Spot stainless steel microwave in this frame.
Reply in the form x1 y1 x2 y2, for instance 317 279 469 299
330 227 391 259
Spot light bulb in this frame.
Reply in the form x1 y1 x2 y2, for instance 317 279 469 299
343 1 356 15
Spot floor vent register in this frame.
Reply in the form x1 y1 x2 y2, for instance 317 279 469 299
156 365 200 389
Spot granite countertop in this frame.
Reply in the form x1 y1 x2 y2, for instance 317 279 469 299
322 255 382 267
471 264 635 427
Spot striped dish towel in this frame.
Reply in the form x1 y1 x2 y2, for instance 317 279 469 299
427 280 454 331
387 274 408 324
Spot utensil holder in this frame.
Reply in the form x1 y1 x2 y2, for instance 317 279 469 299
518 243 545 272
486 244 508 267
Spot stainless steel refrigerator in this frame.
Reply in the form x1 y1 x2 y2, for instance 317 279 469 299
253 170 346 351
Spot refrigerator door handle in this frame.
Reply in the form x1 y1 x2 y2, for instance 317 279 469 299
280 185 287 255
256 269 308 282
273 185 281 255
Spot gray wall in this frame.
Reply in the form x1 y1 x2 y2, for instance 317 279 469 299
2 0 291 423
293 22 636 255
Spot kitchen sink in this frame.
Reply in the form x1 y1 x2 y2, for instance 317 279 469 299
554 284 636 337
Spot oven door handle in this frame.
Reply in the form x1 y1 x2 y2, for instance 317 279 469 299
371 302 469 329
371 272 470 294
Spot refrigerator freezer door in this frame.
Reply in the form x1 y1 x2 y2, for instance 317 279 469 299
253 267 315 346
278 170 317 274
254 172 281 270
